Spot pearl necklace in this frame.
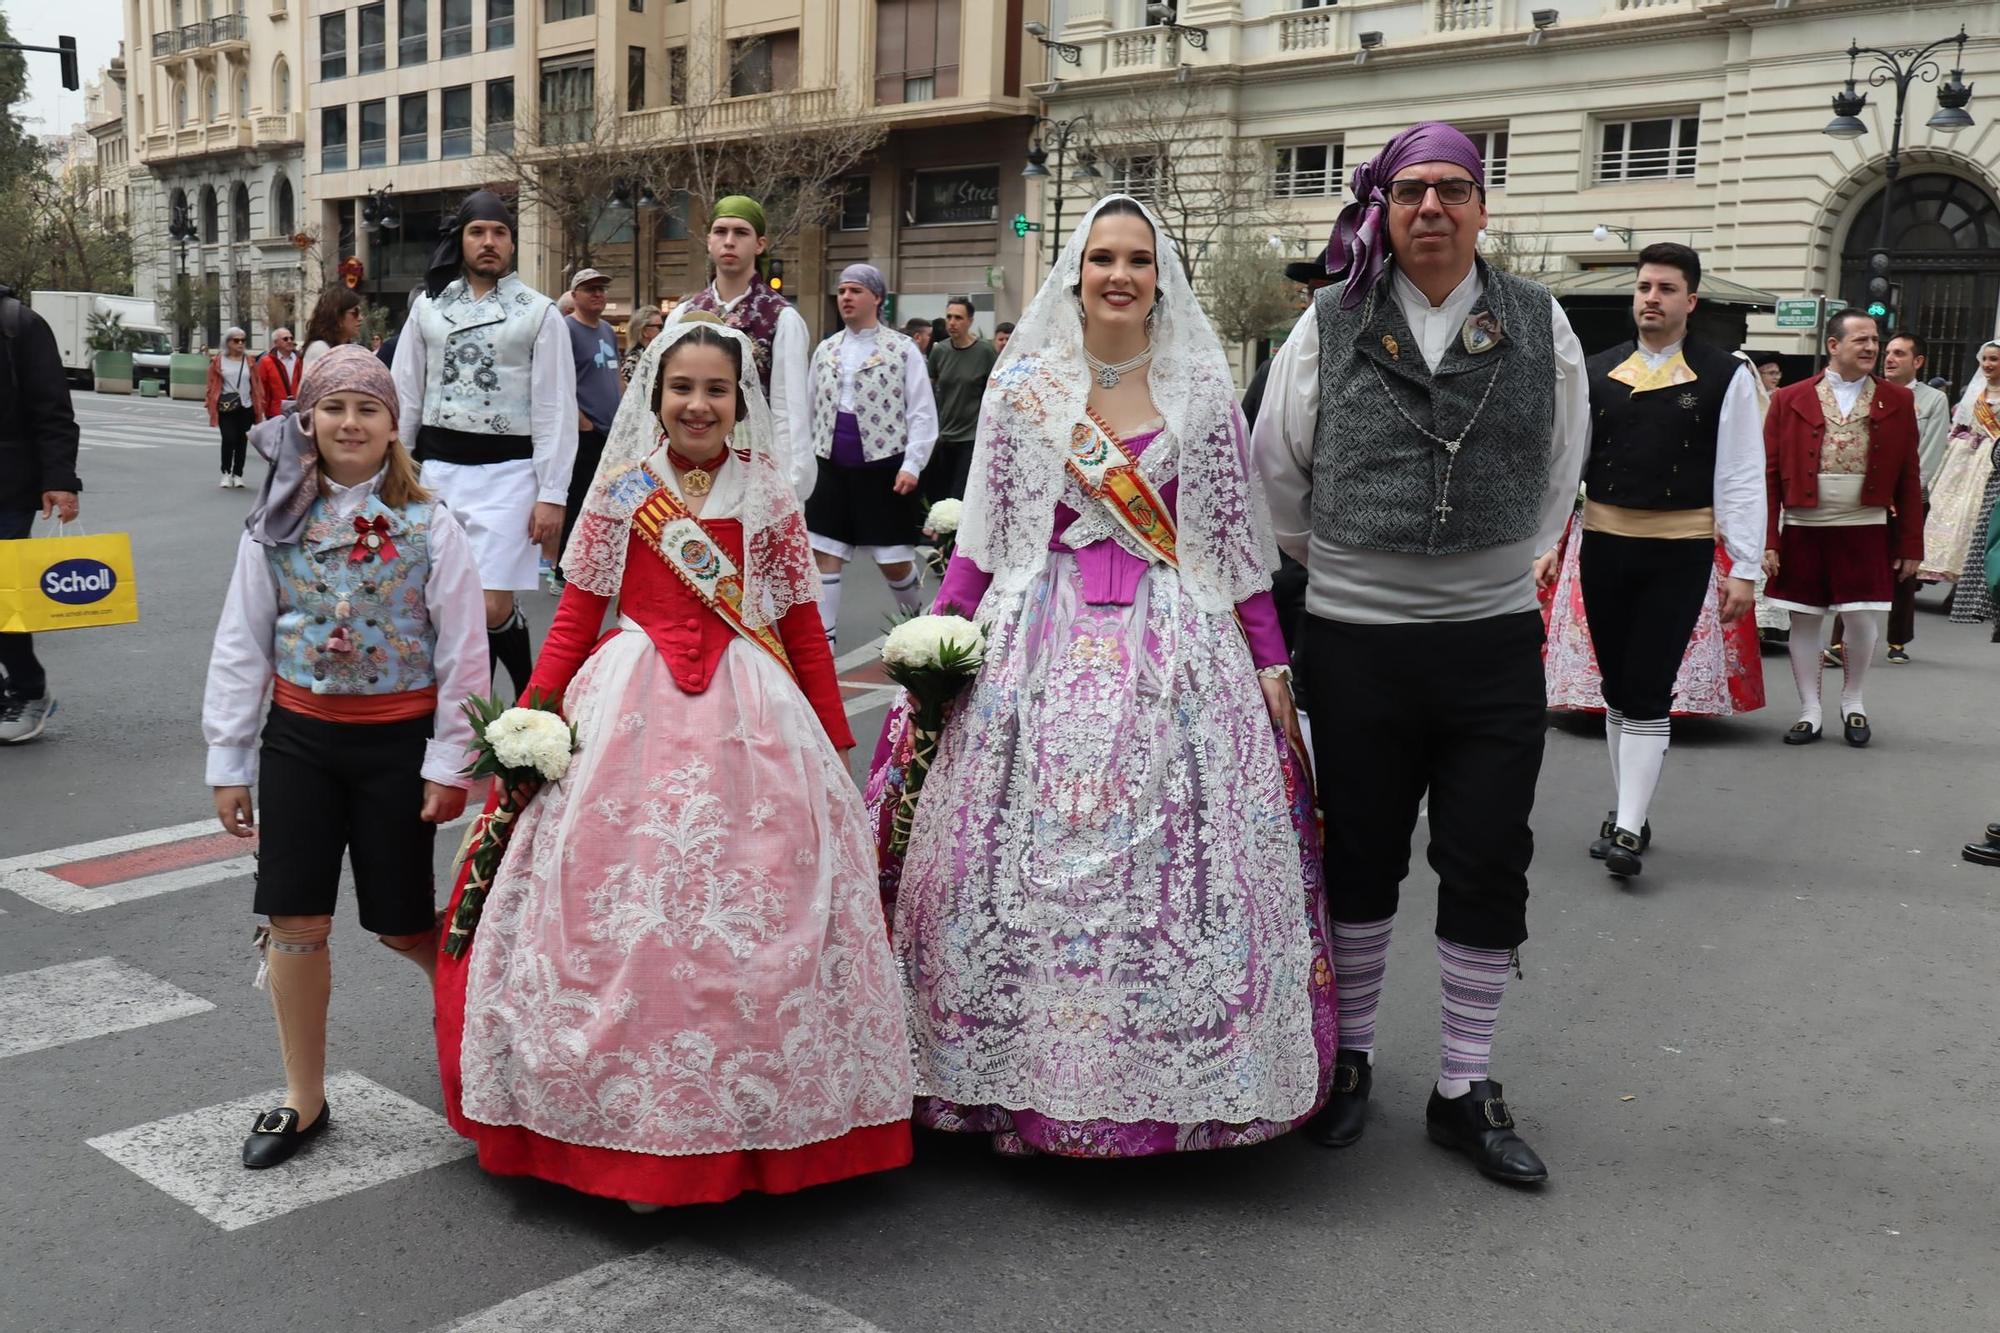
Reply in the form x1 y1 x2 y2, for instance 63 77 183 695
1084 341 1154 389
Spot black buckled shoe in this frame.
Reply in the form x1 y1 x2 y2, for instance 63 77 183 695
1843 712 1871 747
1299 1051 1371 1148
1589 812 1650 860
241 1101 329 1169
1603 827 1644 879
1425 1080 1548 1186
1783 721 1823 746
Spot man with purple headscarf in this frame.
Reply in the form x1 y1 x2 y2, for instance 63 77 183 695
802 263 939 649
1251 120 1591 1186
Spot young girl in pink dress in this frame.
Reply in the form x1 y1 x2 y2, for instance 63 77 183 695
434 317 913 1207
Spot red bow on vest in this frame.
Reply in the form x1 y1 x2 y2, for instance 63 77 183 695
350 514 399 563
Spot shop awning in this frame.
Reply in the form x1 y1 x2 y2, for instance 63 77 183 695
1544 268 1779 309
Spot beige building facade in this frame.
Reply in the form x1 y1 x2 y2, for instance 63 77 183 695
124 0 311 347
84 57 135 227
1038 0 2000 386
300 0 1048 339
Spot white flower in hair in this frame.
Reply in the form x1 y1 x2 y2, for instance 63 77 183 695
484 707 576 781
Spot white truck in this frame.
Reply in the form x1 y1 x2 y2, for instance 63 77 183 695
29 291 175 387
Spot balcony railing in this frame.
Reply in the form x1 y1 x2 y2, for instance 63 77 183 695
151 31 175 57
207 14 248 45
1271 167 1340 199
1109 30 1164 69
1435 0 1493 31
178 24 204 51
1278 12 1333 51
254 112 302 145
619 86 837 143
1596 145 1698 182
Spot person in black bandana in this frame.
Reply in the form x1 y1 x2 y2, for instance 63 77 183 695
391 190 578 695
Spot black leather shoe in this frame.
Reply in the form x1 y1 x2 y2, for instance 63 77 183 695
241 1102 329 1169
1299 1051 1371 1148
1603 827 1644 879
1983 822 2000 847
1783 721 1822 745
1964 842 2000 868
1589 812 1650 860
1425 1080 1548 1185
1843 712 1871 747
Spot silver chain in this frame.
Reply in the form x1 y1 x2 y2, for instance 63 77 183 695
1084 342 1154 389
1358 286 1507 531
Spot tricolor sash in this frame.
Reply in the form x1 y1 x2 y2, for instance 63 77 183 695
1974 393 2000 443
1066 410 1180 568
629 468 794 677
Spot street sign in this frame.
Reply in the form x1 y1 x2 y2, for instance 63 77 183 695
1774 298 1822 329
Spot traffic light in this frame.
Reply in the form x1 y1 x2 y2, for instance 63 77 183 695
768 258 784 293
58 35 78 92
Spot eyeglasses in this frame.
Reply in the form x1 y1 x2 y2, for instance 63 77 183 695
1386 178 1480 207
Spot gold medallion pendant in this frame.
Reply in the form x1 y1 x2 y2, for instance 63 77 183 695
680 466 713 498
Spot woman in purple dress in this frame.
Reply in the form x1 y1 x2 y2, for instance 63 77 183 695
866 195 1335 1157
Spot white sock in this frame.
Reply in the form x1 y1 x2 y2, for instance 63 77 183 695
884 564 925 616
1787 612 1825 729
1614 718 1670 834
1604 708 1625 796
818 571 842 648
1839 611 1880 716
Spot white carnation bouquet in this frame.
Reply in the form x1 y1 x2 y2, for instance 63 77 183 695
920 497 964 576
881 611 985 855
442 691 579 959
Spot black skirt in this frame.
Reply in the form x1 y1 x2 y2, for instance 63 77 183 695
805 455 926 550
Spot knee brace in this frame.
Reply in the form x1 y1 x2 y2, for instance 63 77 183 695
265 918 333 953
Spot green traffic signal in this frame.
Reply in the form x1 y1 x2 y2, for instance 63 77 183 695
1866 301 1889 318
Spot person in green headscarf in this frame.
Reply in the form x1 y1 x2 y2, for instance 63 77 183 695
680 195 814 504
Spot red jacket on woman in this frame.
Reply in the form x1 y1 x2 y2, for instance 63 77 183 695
204 354 268 427
1763 373 1925 562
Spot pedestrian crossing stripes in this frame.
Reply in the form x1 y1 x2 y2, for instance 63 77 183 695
0 818 259 913
88 1070 474 1232
436 1242 889 1333
0 957 214 1060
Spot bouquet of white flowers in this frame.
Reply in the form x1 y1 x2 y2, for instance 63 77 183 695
881 611 985 855
442 692 579 959
919 498 964 577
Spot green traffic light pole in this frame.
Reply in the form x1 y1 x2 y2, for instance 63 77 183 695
1822 26 1974 338
0 35 80 91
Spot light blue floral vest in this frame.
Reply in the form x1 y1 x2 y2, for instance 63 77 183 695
268 496 438 695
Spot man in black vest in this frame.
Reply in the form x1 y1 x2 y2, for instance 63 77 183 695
1253 123 1590 1186
1579 243 1764 878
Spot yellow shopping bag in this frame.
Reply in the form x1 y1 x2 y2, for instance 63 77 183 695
0 524 141 633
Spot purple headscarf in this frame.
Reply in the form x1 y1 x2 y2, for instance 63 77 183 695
1326 122 1486 311
245 346 403 547
838 263 887 304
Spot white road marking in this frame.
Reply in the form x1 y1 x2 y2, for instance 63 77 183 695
0 958 214 1060
833 634 888 674
88 1070 473 1231
2 856 261 913
436 1242 889 1333
0 818 222 875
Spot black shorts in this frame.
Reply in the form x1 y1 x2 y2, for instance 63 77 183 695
253 705 439 935
805 456 925 550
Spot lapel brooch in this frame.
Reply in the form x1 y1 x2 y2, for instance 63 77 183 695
1381 333 1401 362
1461 310 1505 355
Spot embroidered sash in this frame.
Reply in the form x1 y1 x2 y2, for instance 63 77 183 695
1975 394 2000 443
1066 410 1180 568
629 469 794 678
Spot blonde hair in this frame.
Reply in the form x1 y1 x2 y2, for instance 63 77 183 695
314 433 432 509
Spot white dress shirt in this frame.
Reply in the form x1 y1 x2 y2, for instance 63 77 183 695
1623 338 1767 580
202 470 489 789
1251 265 1592 623
827 325 940 474
391 301 580 506
708 283 815 503
1824 368 1870 419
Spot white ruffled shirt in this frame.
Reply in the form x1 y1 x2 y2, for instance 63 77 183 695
201 469 489 789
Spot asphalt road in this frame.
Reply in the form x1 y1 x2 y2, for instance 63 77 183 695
4 390 1998 1333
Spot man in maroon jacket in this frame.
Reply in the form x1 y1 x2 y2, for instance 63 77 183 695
1762 308 1923 747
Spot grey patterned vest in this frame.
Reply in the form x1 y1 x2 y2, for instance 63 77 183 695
1311 261 1555 555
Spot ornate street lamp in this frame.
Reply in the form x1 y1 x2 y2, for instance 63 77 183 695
1822 26 1976 326
1021 115 1099 258
168 194 200 352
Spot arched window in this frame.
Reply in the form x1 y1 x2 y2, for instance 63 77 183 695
204 78 218 123
273 175 296 235
231 182 251 241
169 186 190 234
273 57 291 112
1841 173 2000 390
199 184 219 243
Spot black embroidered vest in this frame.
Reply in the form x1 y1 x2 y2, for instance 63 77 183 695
1583 336 1737 511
